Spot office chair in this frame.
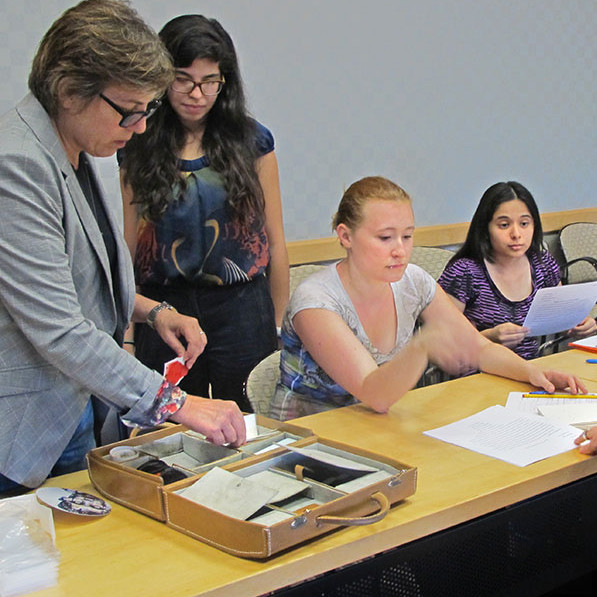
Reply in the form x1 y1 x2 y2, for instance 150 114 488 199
410 246 455 281
410 246 455 385
558 222 597 285
289 264 326 295
244 350 281 416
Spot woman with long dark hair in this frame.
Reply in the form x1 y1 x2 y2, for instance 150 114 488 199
120 15 288 411
438 181 596 359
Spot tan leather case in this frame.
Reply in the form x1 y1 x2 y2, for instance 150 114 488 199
87 417 313 521
88 420 416 558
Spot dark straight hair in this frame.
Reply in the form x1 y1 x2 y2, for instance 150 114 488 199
451 181 544 264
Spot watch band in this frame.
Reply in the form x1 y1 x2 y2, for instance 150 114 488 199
146 301 177 329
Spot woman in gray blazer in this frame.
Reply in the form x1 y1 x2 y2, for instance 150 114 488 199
0 0 245 495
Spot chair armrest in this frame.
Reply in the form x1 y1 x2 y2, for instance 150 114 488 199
537 334 568 356
562 256 597 284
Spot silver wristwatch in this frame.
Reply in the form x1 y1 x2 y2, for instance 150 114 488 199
146 301 177 329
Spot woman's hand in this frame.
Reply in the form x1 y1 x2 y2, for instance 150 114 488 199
170 395 246 447
153 309 207 369
527 368 588 394
575 427 597 455
569 316 597 339
484 322 529 348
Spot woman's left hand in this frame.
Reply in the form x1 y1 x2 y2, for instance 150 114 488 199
153 309 207 369
528 368 588 394
569 316 597 338
575 427 597 455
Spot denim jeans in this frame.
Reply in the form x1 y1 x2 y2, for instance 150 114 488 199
0 399 95 496
137 274 277 412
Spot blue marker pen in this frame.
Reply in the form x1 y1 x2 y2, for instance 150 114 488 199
586 359 597 364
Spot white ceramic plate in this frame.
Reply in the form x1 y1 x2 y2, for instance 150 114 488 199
36 487 111 517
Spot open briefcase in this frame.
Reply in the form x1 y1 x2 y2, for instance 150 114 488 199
87 415 417 558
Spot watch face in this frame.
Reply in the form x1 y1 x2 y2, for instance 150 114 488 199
147 302 175 329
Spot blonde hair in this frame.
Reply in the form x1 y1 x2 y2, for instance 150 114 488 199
332 176 411 231
29 0 173 117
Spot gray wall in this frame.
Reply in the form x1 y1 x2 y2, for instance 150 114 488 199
1 1 595 241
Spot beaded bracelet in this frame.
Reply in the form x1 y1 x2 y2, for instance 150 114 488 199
149 380 187 426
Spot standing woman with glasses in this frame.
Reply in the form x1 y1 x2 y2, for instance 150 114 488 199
0 0 246 496
120 15 289 412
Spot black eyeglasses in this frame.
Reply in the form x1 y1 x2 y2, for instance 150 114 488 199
99 93 161 128
170 76 225 96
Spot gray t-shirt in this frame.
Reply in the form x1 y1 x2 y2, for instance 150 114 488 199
269 261 436 420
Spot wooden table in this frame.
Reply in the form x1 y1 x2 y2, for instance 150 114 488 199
539 347 597 382
32 352 597 596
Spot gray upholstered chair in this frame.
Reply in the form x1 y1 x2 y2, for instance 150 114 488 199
409 246 455 280
558 222 597 323
289 263 327 295
244 350 281 415
558 222 597 285
533 224 597 355
410 246 455 385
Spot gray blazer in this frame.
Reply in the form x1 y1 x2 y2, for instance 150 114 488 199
0 95 163 487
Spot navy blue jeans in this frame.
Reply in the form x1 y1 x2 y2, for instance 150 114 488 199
136 274 277 412
0 399 95 496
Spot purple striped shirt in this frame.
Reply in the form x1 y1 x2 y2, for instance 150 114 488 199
438 251 561 359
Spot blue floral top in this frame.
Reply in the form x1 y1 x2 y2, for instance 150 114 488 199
133 121 274 287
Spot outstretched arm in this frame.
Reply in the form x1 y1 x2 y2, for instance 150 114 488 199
426 287 587 393
293 307 429 413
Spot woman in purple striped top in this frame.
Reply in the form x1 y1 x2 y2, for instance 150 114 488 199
438 181 596 359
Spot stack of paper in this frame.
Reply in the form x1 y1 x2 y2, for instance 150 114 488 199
538 404 597 428
0 494 59 597
506 392 597 429
423 405 580 467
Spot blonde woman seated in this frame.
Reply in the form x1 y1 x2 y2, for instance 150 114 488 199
269 176 586 421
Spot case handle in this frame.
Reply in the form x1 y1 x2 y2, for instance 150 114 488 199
315 491 390 527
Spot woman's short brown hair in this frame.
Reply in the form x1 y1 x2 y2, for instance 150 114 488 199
332 176 411 231
29 0 174 117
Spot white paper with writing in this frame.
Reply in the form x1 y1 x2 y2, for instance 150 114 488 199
423 405 579 467
522 282 597 336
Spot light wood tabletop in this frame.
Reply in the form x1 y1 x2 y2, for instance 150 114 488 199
30 352 597 597
538 347 597 382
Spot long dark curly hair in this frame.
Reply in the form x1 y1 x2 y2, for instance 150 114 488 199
120 14 264 228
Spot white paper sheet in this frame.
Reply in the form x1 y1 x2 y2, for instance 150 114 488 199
423 405 580 467
244 414 259 440
243 414 281 442
537 404 597 428
505 391 597 430
505 391 597 416
569 334 597 350
522 282 597 336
